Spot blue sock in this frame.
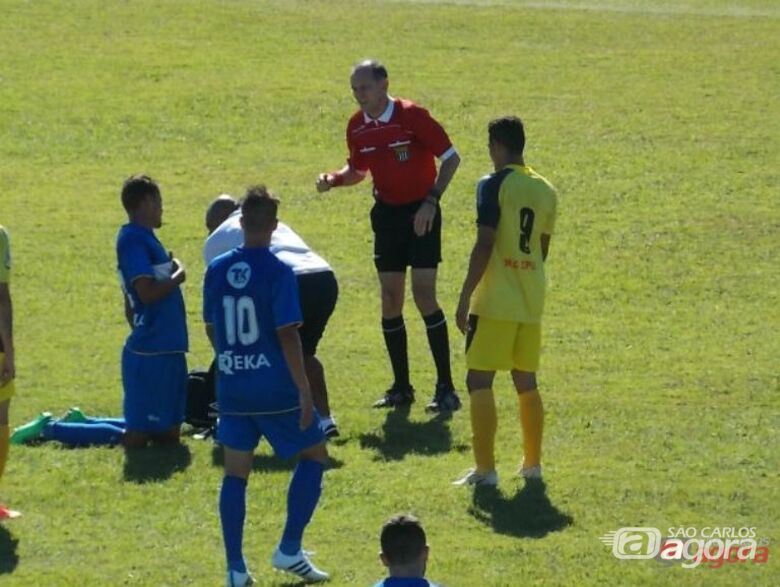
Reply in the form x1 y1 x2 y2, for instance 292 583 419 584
42 422 124 446
88 417 126 427
220 475 248 573
279 459 324 555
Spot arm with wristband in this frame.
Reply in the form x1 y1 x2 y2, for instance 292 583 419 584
315 165 366 192
413 149 461 237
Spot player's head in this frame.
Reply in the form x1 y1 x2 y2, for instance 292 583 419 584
488 116 526 169
205 194 240 234
240 185 278 242
121 175 162 228
351 59 390 118
379 514 429 578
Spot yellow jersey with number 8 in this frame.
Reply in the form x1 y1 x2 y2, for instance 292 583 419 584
471 164 557 323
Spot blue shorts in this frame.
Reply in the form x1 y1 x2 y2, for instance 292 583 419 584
217 410 325 459
122 348 187 433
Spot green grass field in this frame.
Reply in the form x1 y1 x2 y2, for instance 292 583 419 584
1 0 778 585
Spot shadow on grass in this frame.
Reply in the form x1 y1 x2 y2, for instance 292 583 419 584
0 525 19 574
468 480 573 538
211 446 344 473
123 443 192 483
358 405 468 461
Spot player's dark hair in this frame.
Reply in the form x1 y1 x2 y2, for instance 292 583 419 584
121 175 160 213
241 185 279 232
380 514 427 566
354 59 388 81
488 116 526 156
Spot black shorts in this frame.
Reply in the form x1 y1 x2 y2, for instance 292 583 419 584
370 200 442 273
297 270 338 356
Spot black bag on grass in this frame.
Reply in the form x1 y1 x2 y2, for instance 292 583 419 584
185 364 218 430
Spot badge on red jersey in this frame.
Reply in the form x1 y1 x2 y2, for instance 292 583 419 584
390 140 411 162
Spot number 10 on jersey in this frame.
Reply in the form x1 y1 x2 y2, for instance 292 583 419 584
222 295 259 346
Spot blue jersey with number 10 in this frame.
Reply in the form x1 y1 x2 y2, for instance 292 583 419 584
203 246 302 414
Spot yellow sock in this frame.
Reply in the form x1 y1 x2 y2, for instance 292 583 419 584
0 425 9 481
518 389 543 467
469 389 497 473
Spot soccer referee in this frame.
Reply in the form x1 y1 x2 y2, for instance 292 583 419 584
316 59 461 413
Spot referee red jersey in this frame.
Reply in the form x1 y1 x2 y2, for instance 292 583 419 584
346 98 456 205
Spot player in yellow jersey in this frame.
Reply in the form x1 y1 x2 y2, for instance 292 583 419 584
0 225 20 518
453 116 557 486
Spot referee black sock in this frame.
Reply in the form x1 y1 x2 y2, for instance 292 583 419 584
423 309 453 388
382 316 410 390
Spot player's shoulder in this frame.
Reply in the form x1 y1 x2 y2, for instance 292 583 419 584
207 247 242 272
371 579 441 587
477 168 513 196
396 98 437 123
523 166 558 199
266 250 296 278
117 222 150 242
347 110 365 129
116 223 147 251
396 97 423 113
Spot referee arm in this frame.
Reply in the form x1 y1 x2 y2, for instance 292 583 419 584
316 165 366 192
456 226 496 334
414 150 461 236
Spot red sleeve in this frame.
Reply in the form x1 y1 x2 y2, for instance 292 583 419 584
406 104 453 158
346 118 369 172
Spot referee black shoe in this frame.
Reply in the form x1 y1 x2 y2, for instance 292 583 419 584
425 383 462 413
372 385 415 408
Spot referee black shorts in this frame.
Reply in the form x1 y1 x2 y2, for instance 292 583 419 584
297 270 338 356
370 199 442 273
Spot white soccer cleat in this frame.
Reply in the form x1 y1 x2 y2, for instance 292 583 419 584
272 548 330 582
452 468 498 487
225 569 254 587
320 417 340 439
518 464 542 480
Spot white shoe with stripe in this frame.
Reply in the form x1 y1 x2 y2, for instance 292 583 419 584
272 548 329 582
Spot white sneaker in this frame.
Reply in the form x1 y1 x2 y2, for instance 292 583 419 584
225 570 254 587
272 548 329 582
519 464 542 479
452 468 498 487
320 417 339 439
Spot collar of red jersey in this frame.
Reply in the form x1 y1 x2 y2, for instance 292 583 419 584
363 95 395 124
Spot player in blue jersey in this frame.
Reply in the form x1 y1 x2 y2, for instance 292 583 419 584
116 175 188 447
11 175 189 448
204 187 329 586
373 514 441 587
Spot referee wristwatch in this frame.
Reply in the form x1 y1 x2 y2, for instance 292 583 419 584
424 187 442 207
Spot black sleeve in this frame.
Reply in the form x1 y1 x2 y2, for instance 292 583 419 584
476 169 510 228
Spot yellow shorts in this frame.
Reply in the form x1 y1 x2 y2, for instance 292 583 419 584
0 352 15 402
465 315 541 372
